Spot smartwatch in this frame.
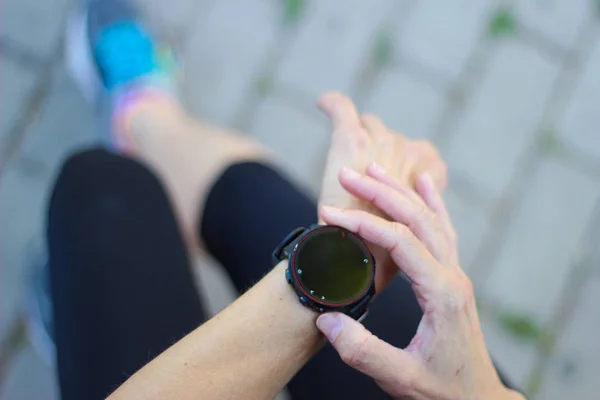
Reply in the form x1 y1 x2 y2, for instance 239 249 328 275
272 225 376 321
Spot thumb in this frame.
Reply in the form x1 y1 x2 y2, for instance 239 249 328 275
317 92 360 132
316 313 416 385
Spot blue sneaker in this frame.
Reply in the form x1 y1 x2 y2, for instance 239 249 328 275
66 0 177 149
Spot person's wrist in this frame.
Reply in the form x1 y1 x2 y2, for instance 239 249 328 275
268 261 319 321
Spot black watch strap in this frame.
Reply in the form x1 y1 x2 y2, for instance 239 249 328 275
271 227 307 267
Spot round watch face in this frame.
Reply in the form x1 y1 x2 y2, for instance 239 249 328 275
292 226 374 306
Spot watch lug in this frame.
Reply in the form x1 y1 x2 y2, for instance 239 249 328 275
350 295 372 320
271 227 308 266
357 310 369 323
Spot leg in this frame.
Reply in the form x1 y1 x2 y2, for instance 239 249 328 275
66 0 270 251
48 149 207 400
121 97 269 250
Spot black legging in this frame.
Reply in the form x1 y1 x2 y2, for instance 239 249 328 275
47 149 506 400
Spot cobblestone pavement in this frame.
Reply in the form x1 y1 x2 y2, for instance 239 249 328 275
1 0 600 398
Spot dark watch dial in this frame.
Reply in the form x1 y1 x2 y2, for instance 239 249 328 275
291 226 374 306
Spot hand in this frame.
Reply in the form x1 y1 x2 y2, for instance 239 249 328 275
317 169 523 400
317 92 447 213
317 92 447 291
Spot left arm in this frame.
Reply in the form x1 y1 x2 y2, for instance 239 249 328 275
108 261 323 400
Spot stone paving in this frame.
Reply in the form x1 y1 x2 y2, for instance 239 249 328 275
1 0 600 398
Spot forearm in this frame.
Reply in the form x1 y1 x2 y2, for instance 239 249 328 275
109 261 323 400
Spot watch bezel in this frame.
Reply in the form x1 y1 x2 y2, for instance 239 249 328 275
285 225 376 316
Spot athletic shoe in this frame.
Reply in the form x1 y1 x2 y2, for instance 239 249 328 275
66 0 177 149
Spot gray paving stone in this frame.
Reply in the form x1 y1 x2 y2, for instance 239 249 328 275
483 158 600 324
558 40 600 160
535 271 600 400
136 0 209 36
444 187 491 275
395 0 495 83
0 56 37 153
248 96 328 197
0 344 58 400
181 0 279 126
480 312 537 390
515 0 592 50
0 0 71 58
445 40 560 198
363 68 446 139
277 0 395 100
19 68 100 171
0 160 52 349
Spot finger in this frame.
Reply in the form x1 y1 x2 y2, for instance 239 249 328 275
366 162 424 205
415 173 457 256
320 205 440 285
316 312 417 390
410 141 448 192
338 168 448 262
318 92 361 132
415 174 449 222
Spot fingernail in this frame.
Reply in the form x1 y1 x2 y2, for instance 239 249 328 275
316 313 342 342
369 162 386 174
341 167 361 179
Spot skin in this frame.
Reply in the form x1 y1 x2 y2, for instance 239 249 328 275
116 92 271 249
317 92 447 291
108 92 522 400
108 260 321 400
318 169 525 399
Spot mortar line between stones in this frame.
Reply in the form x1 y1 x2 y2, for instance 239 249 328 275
467 12 599 397
462 16 595 287
352 0 420 107
526 198 600 398
0 0 77 175
233 22 304 132
242 0 420 128
175 0 218 55
522 19 600 396
0 37 45 69
423 4 521 276
0 54 62 177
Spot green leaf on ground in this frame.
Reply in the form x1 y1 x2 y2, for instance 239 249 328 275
0 316 27 381
538 129 564 155
526 368 544 396
255 73 274 96
539 331 556 355
488 8 517 38
373 29 394 67
282 0 306 26
498 312 542 342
